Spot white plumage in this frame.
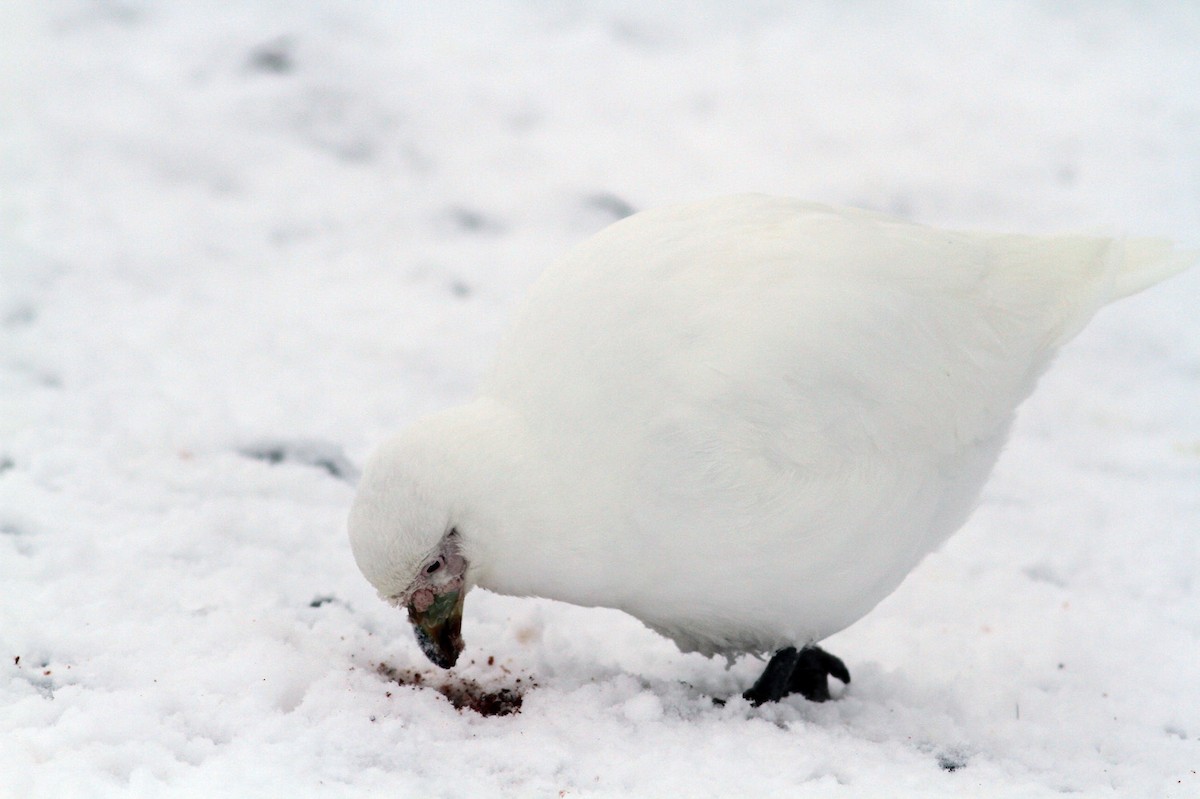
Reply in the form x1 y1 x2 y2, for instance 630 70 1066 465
348 195 1193 671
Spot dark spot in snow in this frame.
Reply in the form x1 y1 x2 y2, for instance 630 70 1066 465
937 752 967 772
13 656 19 666
238 440 360 483
441 207 505 236
248 448 284 465
20 661 56 699
309 595 336 608
453 208 486 230
1 518 34 556
376 662 530 717
583 192 636 221
449 280 472 298
1024 563 1067 587
2 304 36 327
325 139 376 163
607 19 662 49
11 363 62 389
0 456 14 475
248 38 294 74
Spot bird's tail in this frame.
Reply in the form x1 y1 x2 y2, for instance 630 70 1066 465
987 233 1196 353
1108 238 1198 302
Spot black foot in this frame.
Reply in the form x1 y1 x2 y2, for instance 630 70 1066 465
743 645 850 705
742 647 800 705
788 646 850 702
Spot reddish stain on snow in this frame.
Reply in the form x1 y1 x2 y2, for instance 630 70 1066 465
376 662 531 717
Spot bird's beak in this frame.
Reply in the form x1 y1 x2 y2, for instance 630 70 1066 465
407 589 465 669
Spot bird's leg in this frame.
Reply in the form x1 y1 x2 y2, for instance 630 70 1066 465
742 645 851 705
742 647 801 705
786 645 850 702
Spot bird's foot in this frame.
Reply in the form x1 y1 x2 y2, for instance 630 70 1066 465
743 645 850 705
787 645 850 702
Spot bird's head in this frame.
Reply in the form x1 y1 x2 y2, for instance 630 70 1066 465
347 424 473 669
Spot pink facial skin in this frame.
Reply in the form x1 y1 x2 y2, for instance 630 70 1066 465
398 534 468 609
411 587 435 613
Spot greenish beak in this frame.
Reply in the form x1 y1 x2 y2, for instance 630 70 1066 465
408 589 465 669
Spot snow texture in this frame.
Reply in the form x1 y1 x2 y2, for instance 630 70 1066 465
2 2 1198 797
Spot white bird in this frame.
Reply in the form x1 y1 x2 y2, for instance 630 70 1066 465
348 195 1193 703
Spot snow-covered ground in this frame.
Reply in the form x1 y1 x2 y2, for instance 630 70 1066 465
3 2 1198 796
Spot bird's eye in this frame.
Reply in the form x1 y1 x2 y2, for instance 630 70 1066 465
425 560 442 575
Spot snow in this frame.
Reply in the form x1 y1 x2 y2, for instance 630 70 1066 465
1 2 1197 797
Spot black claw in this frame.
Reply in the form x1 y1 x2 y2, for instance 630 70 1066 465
814 647 851 686
742 647 800 706
788 646 850 702
744 645 851 705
